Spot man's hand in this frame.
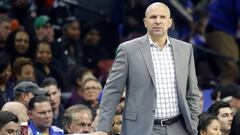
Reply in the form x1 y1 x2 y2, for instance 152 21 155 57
91 131 108 135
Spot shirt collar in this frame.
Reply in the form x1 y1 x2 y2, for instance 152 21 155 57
148 35 171 48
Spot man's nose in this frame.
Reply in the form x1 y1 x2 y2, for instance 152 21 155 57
45 112 52 118
155 17 161 23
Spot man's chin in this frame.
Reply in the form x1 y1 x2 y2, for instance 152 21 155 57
151 32 164 37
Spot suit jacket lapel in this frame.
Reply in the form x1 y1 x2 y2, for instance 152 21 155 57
170 37 186 106
170 37 182 84
139 35 157 93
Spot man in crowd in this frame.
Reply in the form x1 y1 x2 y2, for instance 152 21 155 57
1 101 29 123
220 84 240 112
0 15 11 52
111 113 122 135
28 96 64 135
14 81 47 108
208 101 234 135
63 104 93 134
40 77 65 129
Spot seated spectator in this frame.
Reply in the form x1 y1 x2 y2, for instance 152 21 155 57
111 113 122 135
33 41 66 91
1 101 29 123
0 15 11 52
13 57 35 82
81 24 109 71
34 15 54 43
81 78 102 116
0 111 19 135
198 113 222 135
40 77 65 129
0 52 12 108
219 84 240 111
6 29 34 62
62 104 93 134
65 66 95 108
28 96 64 135
58 16 83 68
14 81 47 108
208 101 234 135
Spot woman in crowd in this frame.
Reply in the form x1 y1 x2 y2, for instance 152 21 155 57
33 41 66 91
0 111 19 135
65 66 95 108
6 29 34 62
81 77 102 116
0 52 13 106
198 113 222 135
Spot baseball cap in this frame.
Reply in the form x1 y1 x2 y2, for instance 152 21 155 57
14 81 47 95
34 15 50 29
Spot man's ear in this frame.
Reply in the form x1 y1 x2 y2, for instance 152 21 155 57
27 110 33 119
143 18 147 28
168 18 173 28
22 93 28 101
65 123 72 133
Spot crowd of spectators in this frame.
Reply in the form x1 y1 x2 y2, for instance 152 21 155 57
0 0 239 134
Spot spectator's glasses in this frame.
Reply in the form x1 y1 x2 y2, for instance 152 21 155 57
84 86 101 91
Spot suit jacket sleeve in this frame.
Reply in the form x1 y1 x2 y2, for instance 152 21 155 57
187 44 201 135
97 44 128 132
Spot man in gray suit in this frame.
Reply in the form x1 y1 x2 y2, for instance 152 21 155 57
93 2 200 135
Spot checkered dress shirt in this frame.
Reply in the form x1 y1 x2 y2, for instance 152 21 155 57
149 36 180 119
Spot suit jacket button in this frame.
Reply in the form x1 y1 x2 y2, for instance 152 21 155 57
153 110 155 113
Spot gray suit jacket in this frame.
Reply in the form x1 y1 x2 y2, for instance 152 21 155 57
97 35 200 135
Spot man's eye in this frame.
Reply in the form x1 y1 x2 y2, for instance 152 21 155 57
7 129 14 133
221 114 227 117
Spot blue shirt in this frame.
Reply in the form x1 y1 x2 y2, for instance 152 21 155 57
28 120 64 135
208 0 240 36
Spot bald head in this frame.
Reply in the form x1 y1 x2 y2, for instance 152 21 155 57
145 2 171 18
1 102 29 122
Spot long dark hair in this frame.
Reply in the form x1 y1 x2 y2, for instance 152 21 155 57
0 111 19 129
198 113 218 135
6 29 35 61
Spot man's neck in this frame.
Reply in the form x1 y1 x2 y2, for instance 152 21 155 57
33 121 50 134
52 107 59 118
39 127 49 134
90 100 98 108
221 130 229 135
149 34 167 48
